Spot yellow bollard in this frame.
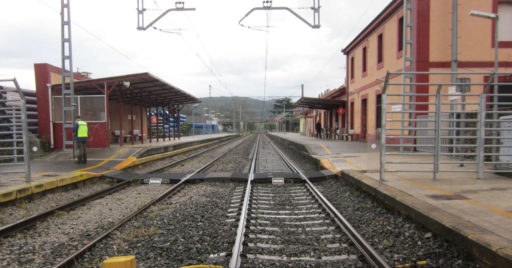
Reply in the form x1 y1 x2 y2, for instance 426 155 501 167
181 265 224 268
102 256 136 268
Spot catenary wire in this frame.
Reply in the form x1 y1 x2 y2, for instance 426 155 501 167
36 0 151 72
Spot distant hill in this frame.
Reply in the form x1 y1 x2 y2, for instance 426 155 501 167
180 97 275 123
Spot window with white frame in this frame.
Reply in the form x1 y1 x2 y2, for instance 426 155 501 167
498 3 512 41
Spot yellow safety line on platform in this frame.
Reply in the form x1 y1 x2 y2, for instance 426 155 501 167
343 158 364 170
318 143 332 155
395 174 512 219
72 148 129 173
319 159 336 173
394 174 454 196
463 199 512 219
397 260 428 267
343 158 512 220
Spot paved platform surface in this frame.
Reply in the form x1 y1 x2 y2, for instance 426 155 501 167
270 132 512 266
0 134 233 201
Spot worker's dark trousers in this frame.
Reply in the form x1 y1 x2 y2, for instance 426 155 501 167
77 141 87 163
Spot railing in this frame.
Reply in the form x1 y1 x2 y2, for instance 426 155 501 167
380 71 512 181
0 78 31 182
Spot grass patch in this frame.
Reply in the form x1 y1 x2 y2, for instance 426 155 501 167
53 210 67 218
124 226 158 240
156 204 173 211
148 211 160 219
15 199 29 209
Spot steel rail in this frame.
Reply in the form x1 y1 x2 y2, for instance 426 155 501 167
54 135 247 268
229 135 260 268
0 137 240 238
0 180 132 237
265 135 391 268
149 135 242 173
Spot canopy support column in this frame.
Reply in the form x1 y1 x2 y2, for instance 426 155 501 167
140 105 144 144
104 82 110 148
156 106 160 142
177 106 181 140
148 107 152 143
130 103 134 145
118 89 124 146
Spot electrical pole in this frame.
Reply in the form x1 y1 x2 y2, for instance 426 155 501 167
61 0 75 154
283 99 286 132
232 104 235 133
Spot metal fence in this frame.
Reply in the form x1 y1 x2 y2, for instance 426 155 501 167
0 78 31 182
415 114 451 153
380 71 512 181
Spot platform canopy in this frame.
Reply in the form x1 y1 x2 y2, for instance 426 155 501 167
295 97 345 110
51 72 200 106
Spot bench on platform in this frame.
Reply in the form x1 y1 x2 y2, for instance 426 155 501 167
131 129 142 141
114 130 131 143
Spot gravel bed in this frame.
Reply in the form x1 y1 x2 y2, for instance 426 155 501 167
257 135 293 173
205 134 256 173
314 178 479 267
267 134 322 172
162 136 250 174
0 178 115 226
126 142 224 174
0 183 172 267
78 181 243 267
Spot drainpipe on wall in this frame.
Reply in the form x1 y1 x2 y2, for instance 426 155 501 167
450 0 460 162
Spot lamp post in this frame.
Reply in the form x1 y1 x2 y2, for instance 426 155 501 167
470 10 499 164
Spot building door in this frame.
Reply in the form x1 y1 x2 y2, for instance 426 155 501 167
361 98 367 140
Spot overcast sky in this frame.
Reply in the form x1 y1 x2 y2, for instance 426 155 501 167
0 0 391 99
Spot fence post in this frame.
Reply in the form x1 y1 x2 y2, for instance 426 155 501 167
477 94 486 180
433 85 442 181
380 92 387 182
379 72 390 182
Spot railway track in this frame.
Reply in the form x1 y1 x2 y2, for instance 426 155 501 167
0 136 243 267
0 134 477 267
0 136 240 239
230 135 390 267
55 135 248 267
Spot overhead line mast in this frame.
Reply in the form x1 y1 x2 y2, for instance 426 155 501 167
137 1 195 31
239 0 321 29
61 0 75 154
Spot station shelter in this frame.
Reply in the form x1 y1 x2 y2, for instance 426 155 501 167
295 85 347 139
34 63 200 149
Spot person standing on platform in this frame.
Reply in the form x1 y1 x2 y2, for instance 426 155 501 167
73 115 88 164
316 121 322 139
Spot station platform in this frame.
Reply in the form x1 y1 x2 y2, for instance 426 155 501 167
0 133 234 203
270 132 512 267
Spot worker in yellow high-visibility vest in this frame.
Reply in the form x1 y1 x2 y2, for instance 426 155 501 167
73 115 88 164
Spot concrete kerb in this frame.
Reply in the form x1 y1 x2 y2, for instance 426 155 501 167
341 169 512 267
0 135 237 204
113 135 237 170
0 172 98 203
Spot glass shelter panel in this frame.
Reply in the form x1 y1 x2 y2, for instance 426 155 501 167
52 95 106 123
52 96 78 123
80 96 106 122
